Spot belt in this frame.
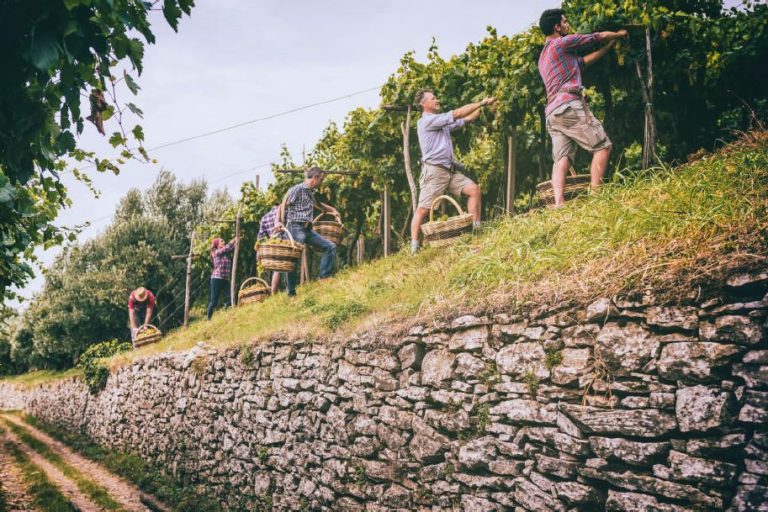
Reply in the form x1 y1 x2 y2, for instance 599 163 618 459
547 86 583 104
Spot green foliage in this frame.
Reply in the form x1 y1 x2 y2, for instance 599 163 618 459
77 339 130 394
0 0 194 308
544 349 563 370
523 369 540 395
7 171 213 373
322 300 368 330
239 344 255 366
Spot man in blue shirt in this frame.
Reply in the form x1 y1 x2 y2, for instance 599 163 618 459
412 90 496 254
275 167 340 296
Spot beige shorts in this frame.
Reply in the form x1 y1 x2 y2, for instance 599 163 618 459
546 99 612 164
417 163 475 210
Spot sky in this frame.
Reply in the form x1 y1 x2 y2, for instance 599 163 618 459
10 0 745 308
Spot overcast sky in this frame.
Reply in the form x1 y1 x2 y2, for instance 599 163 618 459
11 0 744 308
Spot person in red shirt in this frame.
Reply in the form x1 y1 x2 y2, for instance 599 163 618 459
128 287 155 342
538 8 627 206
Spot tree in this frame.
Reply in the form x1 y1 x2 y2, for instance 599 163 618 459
0 0 194 312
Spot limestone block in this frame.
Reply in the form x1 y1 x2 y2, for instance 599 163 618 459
584 297 613 322
665 450 737 487
535 454 578 479
739 390 768 424
490 400 557 426
495 342 550 380
461 495 502 512
454 353 487 379
513 477 565 512
449 326 488 352
595 322 660 376
646 306 698 332
562 324 601 347
657 342 742 382
730 485 768 512
458 436 498 470
580 466 722 509
420 349 455 387
605 490 690 512
589 437 670 466
676 385 736 432
732 363 768 389
397 343 424 370
551 348 592 386
561 404 676 438
700 315 764 346
555 481 600 505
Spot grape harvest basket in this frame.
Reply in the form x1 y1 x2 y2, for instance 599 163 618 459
238 277 271 305
134 324 162 348
421 195 474 247
536 174 591 208
256 227 304 272
313 212 344 246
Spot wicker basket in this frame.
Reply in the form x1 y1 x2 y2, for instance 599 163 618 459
313 212 344 246
421 195 474 247
536 174 592 208
238 277 271 305
134 324 162 348
256 227 304 272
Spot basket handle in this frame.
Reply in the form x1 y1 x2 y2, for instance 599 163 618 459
136 324 160 334
239 277 270 292
313 211 343 225
429 195 465 223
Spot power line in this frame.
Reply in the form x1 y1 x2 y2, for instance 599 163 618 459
147 85 381 151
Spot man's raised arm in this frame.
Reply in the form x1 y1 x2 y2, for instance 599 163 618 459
452 97 496 120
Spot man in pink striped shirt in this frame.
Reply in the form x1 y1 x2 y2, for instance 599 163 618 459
538 8 627 206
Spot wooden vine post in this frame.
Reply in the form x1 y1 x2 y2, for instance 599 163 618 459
635 27 658 169
183 232 195 327
230 207 242 306
506 126 517 214
382 186 391 256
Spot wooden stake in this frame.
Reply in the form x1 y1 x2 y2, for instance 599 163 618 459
183 232 195 327
356 238 365 265
506 128 517 214
230 208 241 306
401 105 418 214
382 186 391 257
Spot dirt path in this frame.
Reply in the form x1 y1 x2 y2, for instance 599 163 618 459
1 414 169 512
2 424 99 511
0 430 37 511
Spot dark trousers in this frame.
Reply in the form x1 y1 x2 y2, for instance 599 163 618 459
207 277 230 319
285 224 336 296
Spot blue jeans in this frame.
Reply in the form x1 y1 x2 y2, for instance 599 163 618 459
207 277 230 319
286 224 336 295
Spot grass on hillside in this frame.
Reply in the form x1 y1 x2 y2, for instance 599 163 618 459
1 418 124 511
5 132 768 380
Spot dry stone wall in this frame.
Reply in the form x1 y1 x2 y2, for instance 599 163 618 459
1 270 767 511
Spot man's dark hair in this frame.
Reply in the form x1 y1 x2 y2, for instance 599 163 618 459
539 8 565 35
415 89 433 106
306 166 325 179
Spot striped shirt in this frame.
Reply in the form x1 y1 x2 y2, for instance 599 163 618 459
258 206 278 239
538 33 602 116
211 240 235 280
285 183 316 224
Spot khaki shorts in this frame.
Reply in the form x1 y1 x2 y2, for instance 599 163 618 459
546 99 612 164
417 163 475 210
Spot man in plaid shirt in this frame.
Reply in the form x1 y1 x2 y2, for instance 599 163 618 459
275 167 340 297
538 8 627 206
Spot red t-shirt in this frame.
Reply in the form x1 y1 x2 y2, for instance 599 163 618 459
128 290 155 309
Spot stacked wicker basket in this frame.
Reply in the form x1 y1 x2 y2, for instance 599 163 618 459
313 212 344 246
134 324 162 347
421 195 474 247
255 227 304 272
238 277 271 305
536 174 592 207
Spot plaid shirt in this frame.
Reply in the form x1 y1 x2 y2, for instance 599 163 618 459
538 33 602 116
211 240 235 280
284 183 316 225
258 206 279 239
